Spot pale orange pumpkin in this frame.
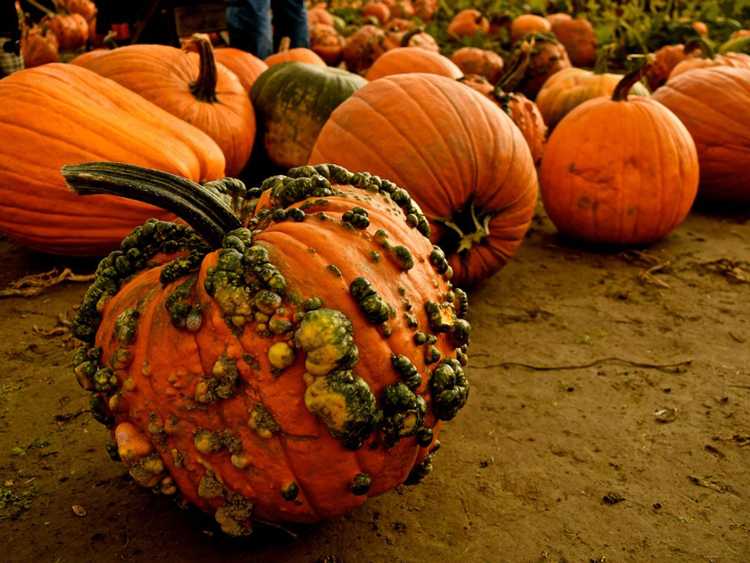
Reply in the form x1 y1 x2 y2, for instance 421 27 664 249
366 48 463 81
511 14 550 42
549 16 596 67
266 37 326 67
450 48 504 84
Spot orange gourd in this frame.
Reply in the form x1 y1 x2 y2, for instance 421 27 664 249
450 48 504 84
74 35 255 177
540 65 699 244
366 48 462 80
447 9 489 39
64 160 470 533
47 12 88 50
653 66 750 203
214 47 268 92
265 37 326 67
310 73 538 286
0 64 225 255
20 24 59 68
511 14 550 42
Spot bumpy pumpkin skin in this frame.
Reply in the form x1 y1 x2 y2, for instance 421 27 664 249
653 66 750 203
20 25 59 68
0 64 225 255
251 62 367 168
310 24 346 66
511 34 571 99
344 25 388 75
366 47 462 81
450 48 504 83
310 73 538 286
549 17 596 67
540 72 699 245
66 162 469 532
536 67 650 129
74 37 255 177
215 48 269 92
511 14 551 42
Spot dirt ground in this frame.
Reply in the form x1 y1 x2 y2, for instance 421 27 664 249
0 203 748 563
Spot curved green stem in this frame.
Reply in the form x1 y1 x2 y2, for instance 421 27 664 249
62 162 241 248
434 203 493 254
189 34 219 103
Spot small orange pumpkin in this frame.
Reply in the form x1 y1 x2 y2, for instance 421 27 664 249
20 24 59 68
510 14 550 42
343 25 388 75
447 9 489 39
382 0 415 19
653 66 750 203
214 47 268 92
366 48 463 80
645 43 697 90
450 48 504 84
503 34 571 99
549 16 596 67
362 2 391 24
47 13 89 50
310 24 346 66
61 0 97 23
540 65 699 245
413 0 437 21
307 3 334 27
266 37 326 67
399 28 439 51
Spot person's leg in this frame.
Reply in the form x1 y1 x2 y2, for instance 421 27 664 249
270 0 309 50
226 0 273 58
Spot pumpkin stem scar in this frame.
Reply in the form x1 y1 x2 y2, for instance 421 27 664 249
188 34 220 103
62 162 241 248
434 202 493 254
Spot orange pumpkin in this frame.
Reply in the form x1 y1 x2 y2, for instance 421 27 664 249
670 50 750 78
366 48 462 80
511 14 550 42
307 3 334 27
47 13 88 50
362 2 391 24
546 13 571 27
450 48 504 84
64 160 469 532
447 9 489 39
309 24 346 66
459 73 547 167
214 47 268 92
653 66 750 203
503 34 571 99
413 0 437 21
74 35 255 177
549 16 596 67
540 65 699 244
266 37 326 67
536 67 649 129
310 73 538 286
382 0 415 19
343 25 388 74
692 21 708 36
645 43 697 90
389 28 439 52
0 63 225 255
20 24 59 68
61 0 97 23
70 48 111 66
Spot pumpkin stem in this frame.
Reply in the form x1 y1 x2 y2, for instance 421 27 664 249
278 37 291 53
400 28 424 48
612 57 652 102
434 202 492 255
62 162 241 248
189 34 219 103
495 37 533 93
685 37 715 59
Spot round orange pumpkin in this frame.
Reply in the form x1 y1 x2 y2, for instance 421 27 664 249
413 0 437 21
366 48 462 80
265 37 326 68
450 48 504 84
47 13 88 50
447 9 489 39
511 14 550 42
310 24 346 66
536 67 650 129
310 73 538 286
307 3 334 27
61 0 97 23
73 34 255 177
670 50 750 78
540 66 699 245
0 63 225 255
343 25 388 74
20 24 59 68
362 2 391 24
653 66 750 203
214 47 268 92
382 0 415 19
63 160 470 533
389 28 439 52
549 16 596 67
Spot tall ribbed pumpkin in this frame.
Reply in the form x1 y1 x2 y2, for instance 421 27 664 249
64 161 470 534
0 64 225 255
540 66 699 244
653 66 750 203
310 73 538 286
73 35 255 177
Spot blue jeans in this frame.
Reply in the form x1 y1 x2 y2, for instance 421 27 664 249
226 0 309 58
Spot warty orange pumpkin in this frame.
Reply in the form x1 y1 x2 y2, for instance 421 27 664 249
653 66 750 203
0 63 225 255
63 160 470 533
540 64 699 245
366 47 462 80
310 73 538 286
73 34 255 177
